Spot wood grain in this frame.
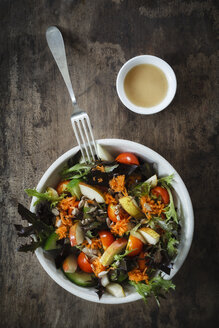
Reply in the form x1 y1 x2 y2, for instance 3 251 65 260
0 0 218 327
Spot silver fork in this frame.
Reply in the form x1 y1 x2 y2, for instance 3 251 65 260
46 26 98 162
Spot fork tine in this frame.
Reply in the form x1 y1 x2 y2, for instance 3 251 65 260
81 118 96 162
85 115 99 160
77 120 91 163
71 119 86 162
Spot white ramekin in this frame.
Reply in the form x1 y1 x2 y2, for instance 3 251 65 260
31 139 193 304
116 55 177 115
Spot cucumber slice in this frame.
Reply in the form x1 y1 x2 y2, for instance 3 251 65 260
43 232 60 251
64 271 96 287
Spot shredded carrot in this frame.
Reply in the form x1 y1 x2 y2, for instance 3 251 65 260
128 268 149 284
58 196 79 216
104 193 117 205
109 175 126 193
55 225 68 240
91 257 107 277
60 212 72 227
140 195 165 220
122 187 128 196
55 196 79 239
82 238 102 250
95 165 105 172
110 216 131 236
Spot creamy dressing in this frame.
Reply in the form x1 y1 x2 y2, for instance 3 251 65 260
124 64 168 108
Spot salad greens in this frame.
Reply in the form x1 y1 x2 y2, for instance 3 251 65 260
15 148 181 305
130 275 175 306
15 204 54 252
163 185 178 223
25 188 64 207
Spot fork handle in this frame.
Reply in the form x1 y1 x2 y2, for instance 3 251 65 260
46 26 78 110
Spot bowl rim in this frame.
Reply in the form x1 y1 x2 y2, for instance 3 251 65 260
116 55 177 115
31 138 194 304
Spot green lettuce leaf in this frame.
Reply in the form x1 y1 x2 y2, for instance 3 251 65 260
130 181 151 197
158 174 174 187
114 249 134 261
25 188 64 207
130 275 175 306
157 175 178 223
163 231 179 257
167 237 179 257
111 249 134 268
61 163 93 179
163 185 178 223
66 179 81 199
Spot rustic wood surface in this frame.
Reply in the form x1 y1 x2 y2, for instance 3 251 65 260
0 0 218 327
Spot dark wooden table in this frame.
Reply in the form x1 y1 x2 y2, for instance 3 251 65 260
1 1 218 327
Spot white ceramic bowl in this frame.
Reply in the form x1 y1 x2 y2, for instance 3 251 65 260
31 139 193 304
116 55 177 115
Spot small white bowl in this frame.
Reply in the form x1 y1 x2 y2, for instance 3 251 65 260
116 55 177 115
31 139 193 304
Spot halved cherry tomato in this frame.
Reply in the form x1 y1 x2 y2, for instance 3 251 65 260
107 203 129 222
99 230 115 250
138 251 147 271
56 180 70 195
126 235 143 257
151 186 169 205
116 152 140 165
77 252 93 273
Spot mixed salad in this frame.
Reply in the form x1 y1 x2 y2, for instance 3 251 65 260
15 145 180 304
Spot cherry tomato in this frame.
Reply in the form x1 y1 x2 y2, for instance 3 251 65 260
116 152 140 165
99 230 115 250
77 252 93 273
138 251 147 271
151 186 170 205
56 180 70 195
107 203 129 222
126 235 143 257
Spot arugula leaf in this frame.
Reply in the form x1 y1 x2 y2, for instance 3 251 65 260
130 275 175 305
15 203 54 253
131 181 151 197
158 174 174 187
25 188 64 207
